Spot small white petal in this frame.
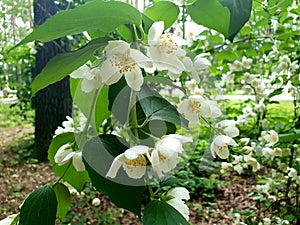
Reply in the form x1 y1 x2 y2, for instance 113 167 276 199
72 152 86 172
148 21 164 43
124 67 144 91
70 65 91 79
167 187 190 200
106 154 125 178
130 49 152 69
105 40 130 56
100 59 122 85
54 144 75 165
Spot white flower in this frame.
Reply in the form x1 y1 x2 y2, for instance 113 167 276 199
190 55 211 83
229 60 243 72
54 116 74 136
240 138 250 145
262 218 271 225
150 134 192 178
210 135 238 159
242 146 253 154
233 164 243 174
178 95 222 125
262 147 274 158
106 145 149 179
92 197 101 206
148 21 186 74
100 40 151 91
273 147 282 156
241 56 253 69
185 79 197 92
262 130 279 146
288 168 297 179
193 87 205 96
244 156 260 172
215 120 239 138
166 187 190 221
54 144 85 172
70 64 103 93
221 162 233 170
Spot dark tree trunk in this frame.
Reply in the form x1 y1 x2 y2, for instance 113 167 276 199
33 0 72 161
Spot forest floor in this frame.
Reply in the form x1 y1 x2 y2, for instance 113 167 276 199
0 125 262 225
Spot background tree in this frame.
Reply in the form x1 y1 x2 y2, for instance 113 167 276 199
33 0 72 161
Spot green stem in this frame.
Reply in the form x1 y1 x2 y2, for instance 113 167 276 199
137 118 150 128
52 161 72 188
148 185 155 200
140 129 160 142
182 5 187 40
82 88 100 135
130 90 140 144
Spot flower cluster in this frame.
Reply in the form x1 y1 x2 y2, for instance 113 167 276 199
106 134 192 179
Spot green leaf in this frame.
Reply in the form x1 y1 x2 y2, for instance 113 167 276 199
15 1 141 46
218 0 252 41
31 38 109 95
268 88 283 98
143 200 189 225
187 0 252 41
53 183 71 220
48 133 89 192
20 185 57 225
187 0 230 37
144 1 180 29
138 85 188 128
82 135 146 216
279 133 300 143
116 25 133 43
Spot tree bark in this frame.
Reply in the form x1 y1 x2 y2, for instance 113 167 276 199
33 0 72 161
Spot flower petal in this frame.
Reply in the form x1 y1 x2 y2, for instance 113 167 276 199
167 198 189 221
123 165 146 179
54 144 75 165
105 40 130 56
167 187 190 200
70 65 91 79
130 49 152 69
124 66 144 91
72 152 86 172
148 21 164 43
106 154 126 178
100 59 122 85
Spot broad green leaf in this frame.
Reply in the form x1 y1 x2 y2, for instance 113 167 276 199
218 0 252 41
117 25 133 43
187 0 252 41
15 1 142 47
268 88 283 98
144 1 180 29
187 0 230 37
19 185 57 225
31 38 108 95
53 183 71 220
143 200 189 225
137 85 188 128
83 135 146 215
48 132 89 192
279 133 300 143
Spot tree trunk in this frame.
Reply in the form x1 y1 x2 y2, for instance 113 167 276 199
33 0 72 161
